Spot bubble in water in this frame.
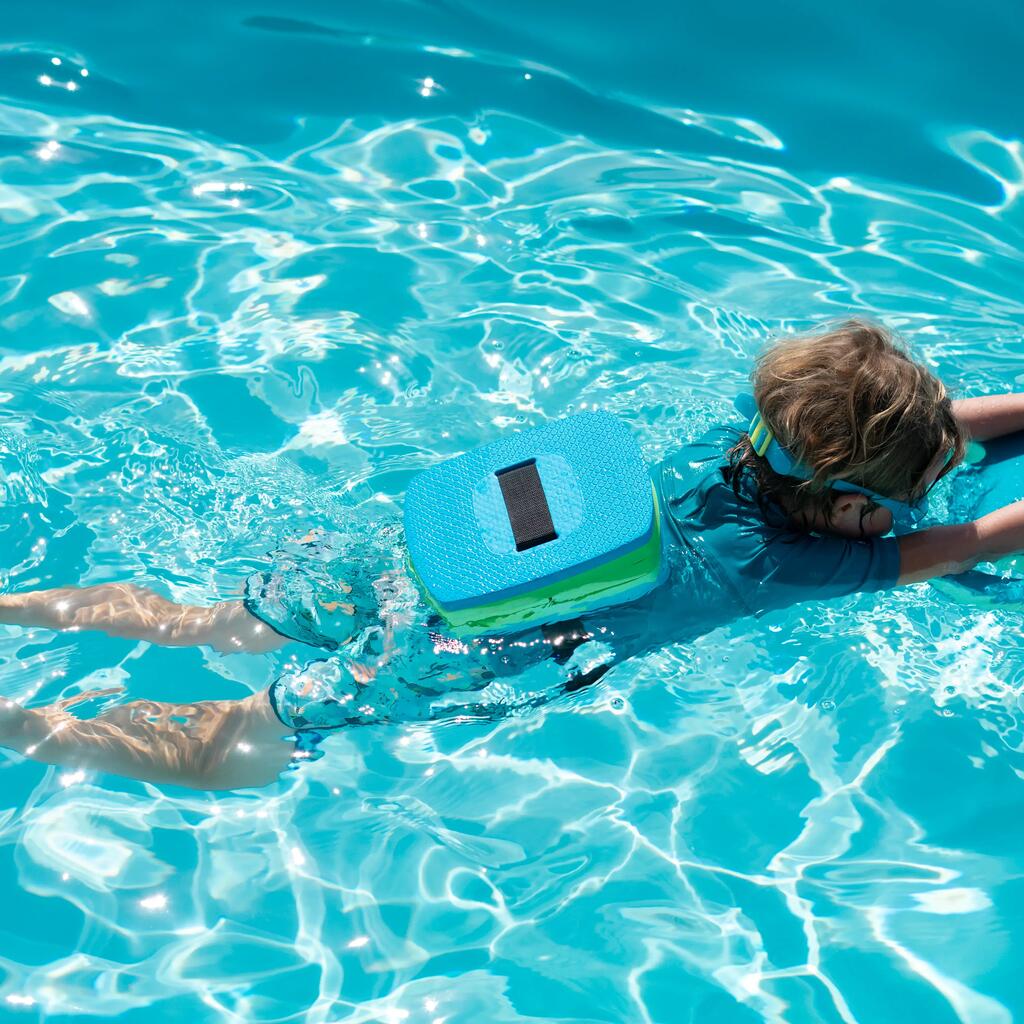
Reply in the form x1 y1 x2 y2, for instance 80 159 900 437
820 699 836 711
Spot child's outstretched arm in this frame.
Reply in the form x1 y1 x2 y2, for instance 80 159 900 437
898 501 1024 584
953 394 1024 441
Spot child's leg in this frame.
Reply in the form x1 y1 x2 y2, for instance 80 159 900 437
0 689 293 790
0 584 288 654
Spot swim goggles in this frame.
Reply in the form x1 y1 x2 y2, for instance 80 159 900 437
735 393 932 526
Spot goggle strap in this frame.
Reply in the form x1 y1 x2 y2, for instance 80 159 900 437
740 394 929 529
748 414 774 458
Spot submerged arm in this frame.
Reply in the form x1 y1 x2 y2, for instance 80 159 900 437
952 394 1024 441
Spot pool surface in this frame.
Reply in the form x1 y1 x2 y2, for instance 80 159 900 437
1 2 1023 1021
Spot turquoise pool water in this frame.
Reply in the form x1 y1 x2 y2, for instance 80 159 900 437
2 2 1024 1021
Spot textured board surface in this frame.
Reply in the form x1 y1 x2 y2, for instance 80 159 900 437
404 412 654 607
420 488 666 635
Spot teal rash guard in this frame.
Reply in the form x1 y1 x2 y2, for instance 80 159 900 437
655 427 902 616
265 427 904 749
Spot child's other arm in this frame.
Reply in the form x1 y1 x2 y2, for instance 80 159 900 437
898 502 1024 584
952 394 1024 440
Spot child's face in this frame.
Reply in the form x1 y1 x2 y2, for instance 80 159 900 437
826 494 893 538
818 447 956 539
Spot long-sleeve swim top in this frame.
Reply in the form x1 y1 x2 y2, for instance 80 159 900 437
655 427 901 616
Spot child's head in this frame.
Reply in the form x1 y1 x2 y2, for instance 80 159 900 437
732 319 967 538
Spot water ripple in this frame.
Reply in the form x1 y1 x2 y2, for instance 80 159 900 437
0 27 1023 1024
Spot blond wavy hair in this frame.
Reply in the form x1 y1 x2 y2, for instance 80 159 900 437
727 319 966 528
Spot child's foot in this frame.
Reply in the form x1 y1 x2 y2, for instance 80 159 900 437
0 687 123 751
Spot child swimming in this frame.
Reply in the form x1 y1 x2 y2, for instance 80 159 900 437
3 318 1024 790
